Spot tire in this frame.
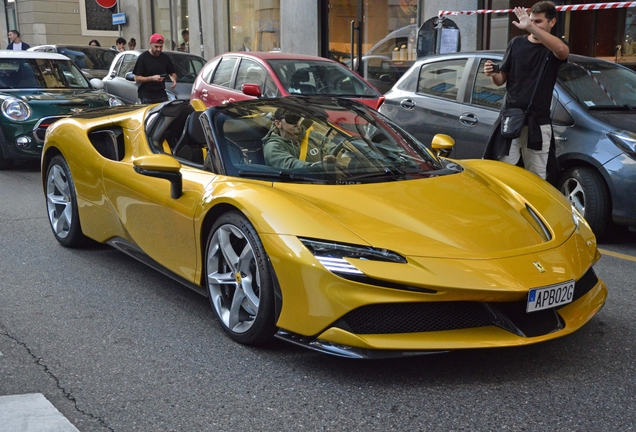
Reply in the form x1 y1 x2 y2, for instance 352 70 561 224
205 211 277 345
558 166 610 237
45 155 89 247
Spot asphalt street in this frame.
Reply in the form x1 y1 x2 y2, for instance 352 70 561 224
1 162 635 431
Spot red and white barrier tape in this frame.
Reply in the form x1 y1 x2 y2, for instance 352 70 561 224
439 2 636 18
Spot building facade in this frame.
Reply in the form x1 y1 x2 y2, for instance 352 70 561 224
2 1 634 67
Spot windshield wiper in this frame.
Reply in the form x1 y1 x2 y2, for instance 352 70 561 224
237 169 323 182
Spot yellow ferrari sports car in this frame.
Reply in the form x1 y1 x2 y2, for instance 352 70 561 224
42 97 607 359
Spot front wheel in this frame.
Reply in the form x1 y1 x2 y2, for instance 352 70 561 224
558 166 610 237
45 155 88 247
205 212 277 345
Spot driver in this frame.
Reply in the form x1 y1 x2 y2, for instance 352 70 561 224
263 108 340 170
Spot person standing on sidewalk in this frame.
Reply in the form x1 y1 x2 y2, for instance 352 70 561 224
483 1 569 180
7 30 30 50
132 33 177 104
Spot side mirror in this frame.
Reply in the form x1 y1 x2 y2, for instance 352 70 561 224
241 83 262 97
125 72 135 82
431 134 455 158
90 78 104 90
133 154 183 199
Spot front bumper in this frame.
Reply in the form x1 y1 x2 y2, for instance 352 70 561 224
263 227 605 357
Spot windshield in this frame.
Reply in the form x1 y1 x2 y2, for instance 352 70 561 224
212 99 451 184
558 59 636 107
58 46 116 70
166 53 206 83
267 59 379 97
0 58 90 89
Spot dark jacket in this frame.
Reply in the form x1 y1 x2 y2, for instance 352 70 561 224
6 41 30 50
483 115 560 184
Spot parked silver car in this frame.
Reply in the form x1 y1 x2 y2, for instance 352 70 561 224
102 50 206 104
380 51 636 237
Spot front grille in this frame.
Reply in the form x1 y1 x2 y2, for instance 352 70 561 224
570 267 598 303
333 302 494 334
332 267 600 337
33 116 68 142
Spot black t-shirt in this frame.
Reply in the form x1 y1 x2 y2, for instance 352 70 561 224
132 50 176 100
500 35 566 121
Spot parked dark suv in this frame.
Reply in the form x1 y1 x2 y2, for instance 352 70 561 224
380 51 636 237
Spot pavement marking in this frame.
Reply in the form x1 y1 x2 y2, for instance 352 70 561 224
0 393 79 432
599 248 636 263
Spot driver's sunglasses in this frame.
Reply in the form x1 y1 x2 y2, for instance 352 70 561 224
281 114 302 126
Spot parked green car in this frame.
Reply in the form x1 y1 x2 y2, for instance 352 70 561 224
0 50 123 169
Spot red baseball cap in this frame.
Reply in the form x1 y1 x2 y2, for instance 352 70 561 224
149 33 164 44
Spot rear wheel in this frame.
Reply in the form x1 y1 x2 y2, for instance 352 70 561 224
205 212 277 345
558 166 610 237
45 155 88 247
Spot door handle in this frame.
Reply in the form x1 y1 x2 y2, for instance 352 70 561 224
555 136 567 142
400 99 415 110
459 113 478 125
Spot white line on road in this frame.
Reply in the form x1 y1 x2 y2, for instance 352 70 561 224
0 393 79 432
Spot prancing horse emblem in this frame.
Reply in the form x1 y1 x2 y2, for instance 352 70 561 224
533 262 546 273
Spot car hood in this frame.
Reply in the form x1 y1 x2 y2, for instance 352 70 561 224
0 89 114 120
587 109 636 132
271 165 574 259
13 89 109 103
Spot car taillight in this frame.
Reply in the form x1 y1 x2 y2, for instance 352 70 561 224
376 96 385 110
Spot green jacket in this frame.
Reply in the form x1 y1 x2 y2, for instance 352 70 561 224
262 126 335 170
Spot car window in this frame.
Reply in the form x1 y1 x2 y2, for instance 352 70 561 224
200 58 221 83
268 59 378 97
234 59 266 90
211 57 238 88
117 54 137 78
0 58 90 89
110 56 124 76
262 75 280 98
166 53 205 83
558 59 636 107
472 59 505 109
416 58 466 101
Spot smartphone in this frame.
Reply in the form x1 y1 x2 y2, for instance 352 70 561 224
159 73 167 78
491 63 500 74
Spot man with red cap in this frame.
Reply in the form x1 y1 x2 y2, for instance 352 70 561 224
132 33 177 104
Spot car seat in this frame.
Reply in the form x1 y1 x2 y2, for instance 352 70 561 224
289 69 315 95
172 112 206 163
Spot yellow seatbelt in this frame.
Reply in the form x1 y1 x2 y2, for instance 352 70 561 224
299 126 313 161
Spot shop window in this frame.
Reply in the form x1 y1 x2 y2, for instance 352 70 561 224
228 1 280 52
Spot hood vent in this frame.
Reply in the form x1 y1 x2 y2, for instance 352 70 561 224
521 204 552 242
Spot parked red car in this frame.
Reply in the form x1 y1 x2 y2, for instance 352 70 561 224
191 52 384 110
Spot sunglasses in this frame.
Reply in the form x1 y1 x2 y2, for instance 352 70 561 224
280 113 302 126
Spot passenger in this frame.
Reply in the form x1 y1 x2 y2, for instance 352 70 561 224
262 108 340 170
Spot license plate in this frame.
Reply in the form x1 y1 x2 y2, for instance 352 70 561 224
527 281 575 312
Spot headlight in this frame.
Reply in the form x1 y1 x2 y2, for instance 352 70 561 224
607 130 636 160
109 96 124 106
571 204 588 231
300 238 406 275
2 98 31 121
